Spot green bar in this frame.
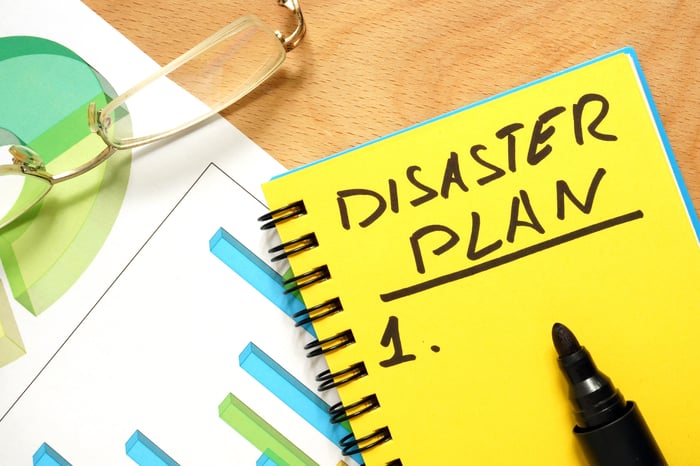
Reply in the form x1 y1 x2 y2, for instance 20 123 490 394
218 393 318 466
0 278 26 367
28 95 104 164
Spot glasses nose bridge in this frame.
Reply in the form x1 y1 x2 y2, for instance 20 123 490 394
275 0 306 52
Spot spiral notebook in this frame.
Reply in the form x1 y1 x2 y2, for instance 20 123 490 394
260 48 700 465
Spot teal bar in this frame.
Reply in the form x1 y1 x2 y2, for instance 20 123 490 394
209 228 315 336
256 450 279 466
125 430 179 466
240 343 361 465
33 443 71 466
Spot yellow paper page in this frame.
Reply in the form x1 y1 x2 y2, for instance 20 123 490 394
263 48 700 465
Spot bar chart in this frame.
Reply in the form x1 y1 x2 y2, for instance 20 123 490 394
1 163 358 465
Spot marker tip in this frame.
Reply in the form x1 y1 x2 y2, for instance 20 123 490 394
552 322 581 357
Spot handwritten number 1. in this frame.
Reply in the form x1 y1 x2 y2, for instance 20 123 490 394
379 316 416 367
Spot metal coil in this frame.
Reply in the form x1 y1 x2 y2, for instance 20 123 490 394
268 232 318 261
292 297 343 327
328 394 380 423
315 362 367 391
282 265 330 294
339 427 392 456
304 329 355 357
258 200 306 230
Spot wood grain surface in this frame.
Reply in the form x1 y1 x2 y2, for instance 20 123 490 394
83 0 699 212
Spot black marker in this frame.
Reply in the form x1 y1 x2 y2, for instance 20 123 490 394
551 323 666 466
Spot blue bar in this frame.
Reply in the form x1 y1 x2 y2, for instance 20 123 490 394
209 228 314 336
33 443 71 466
256 450 279 466
239 343 362 465
125 430 179 466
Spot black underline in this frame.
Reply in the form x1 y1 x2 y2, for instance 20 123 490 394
379 210 644 302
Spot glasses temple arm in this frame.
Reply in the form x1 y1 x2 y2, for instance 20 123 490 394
51 144 117 183
61 2 305 184
276 0 306 51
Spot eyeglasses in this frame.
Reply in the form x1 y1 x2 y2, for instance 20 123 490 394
0 0 305 229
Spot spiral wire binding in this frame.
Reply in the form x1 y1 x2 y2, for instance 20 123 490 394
316 362 368 391
292 297 343 327
260 200 399 463
281 265 330 294
268 232 318 261
329 394 380 423
304 329 355 358
340 427 393 456
258 200 307 230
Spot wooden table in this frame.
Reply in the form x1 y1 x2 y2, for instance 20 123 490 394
84 0 699 213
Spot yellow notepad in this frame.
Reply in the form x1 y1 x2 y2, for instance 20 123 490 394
261 48 700 465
